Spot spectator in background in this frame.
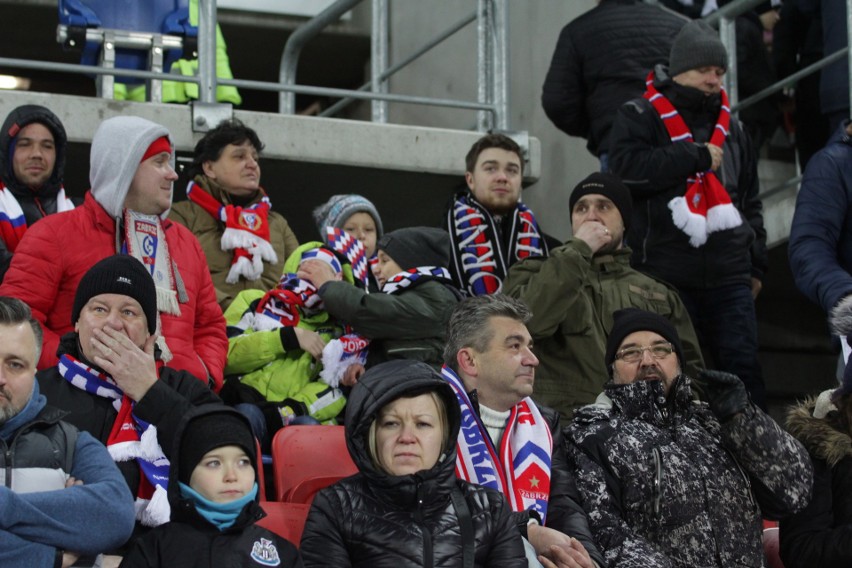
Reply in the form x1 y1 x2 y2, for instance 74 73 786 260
0 115 228 390
38 255 221 536
170 119 299 310
300 360 526 567
505 173 703 418
0 104 76 282
445 133 555 297
567 308 813 568
609 20 769 409
541 0 685 169
0 296 136 567
816 0 850 130
658 0 717 18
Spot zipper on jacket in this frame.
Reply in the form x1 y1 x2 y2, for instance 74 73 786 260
414 482 433 568
651 446 663 519
4 446 11 488
641 201 651 265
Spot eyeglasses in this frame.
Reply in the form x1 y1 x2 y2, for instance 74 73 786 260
615 342 674 364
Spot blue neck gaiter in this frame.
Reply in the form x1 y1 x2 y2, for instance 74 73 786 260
179 482 258 531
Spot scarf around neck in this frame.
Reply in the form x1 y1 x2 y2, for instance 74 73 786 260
380 266 454 296
447 191 548 296
179 481 258 531
644 72 742 247
186 179 277 284
442 365 553 523
58 353 171 526
122 209 182 316
0 184 74 253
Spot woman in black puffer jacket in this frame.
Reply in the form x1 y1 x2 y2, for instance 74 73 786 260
299 359 526 567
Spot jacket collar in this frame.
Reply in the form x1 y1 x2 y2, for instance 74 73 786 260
787 395 852 467
605 373 694 425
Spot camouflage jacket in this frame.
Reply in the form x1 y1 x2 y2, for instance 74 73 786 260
566 376 812 568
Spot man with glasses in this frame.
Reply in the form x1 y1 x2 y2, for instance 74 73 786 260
565 308 813 568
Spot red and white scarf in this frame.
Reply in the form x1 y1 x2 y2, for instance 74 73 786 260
0 184 74 252
186 180 278 283
442 365 553 523
58 353 170 526
643 72 742 247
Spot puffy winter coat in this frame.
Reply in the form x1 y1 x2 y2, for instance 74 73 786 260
542 0 685 156
780 395 852 567
504 238 703 418
0 192 228 388
788 121 852 314
300 360 526 567
120 406 303 568
566 376 813 568
169 176 300 310
609 66 767 290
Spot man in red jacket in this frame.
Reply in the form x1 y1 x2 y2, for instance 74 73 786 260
0 115 227 390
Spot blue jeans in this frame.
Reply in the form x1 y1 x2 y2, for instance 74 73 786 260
234 403 321 454
677 283 767 410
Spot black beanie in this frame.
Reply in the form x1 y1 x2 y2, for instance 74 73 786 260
178 409 257 485
72 255 158 334
569 172 633 232
377 227 450 270
668 20 728 77
604 308 685 376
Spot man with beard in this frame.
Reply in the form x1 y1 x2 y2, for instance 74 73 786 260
504 173 702 419
565 308 812 568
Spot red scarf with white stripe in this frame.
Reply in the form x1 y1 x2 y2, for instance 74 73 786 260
643 72 742 247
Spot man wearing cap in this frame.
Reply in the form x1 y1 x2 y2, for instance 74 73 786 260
504 172 703 419
445 133 557 297
608 19 768 409
0 115 228 390
38 255 221 533
0 104 77 283
565 308 812 568
0 295 135 567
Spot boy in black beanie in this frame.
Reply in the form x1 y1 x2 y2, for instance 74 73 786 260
120 406 302 567
299 226 462 379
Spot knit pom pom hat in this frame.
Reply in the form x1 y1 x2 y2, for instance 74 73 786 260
312 194 384 238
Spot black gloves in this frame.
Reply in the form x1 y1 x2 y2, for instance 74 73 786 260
697 370 749 423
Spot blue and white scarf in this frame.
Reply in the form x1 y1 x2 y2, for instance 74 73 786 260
380 266 454 295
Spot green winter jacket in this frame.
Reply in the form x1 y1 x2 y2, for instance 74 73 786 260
318 277 460 368
223 242 351 422
504 238 704 419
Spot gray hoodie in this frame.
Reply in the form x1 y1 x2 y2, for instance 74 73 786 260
89 116 174 220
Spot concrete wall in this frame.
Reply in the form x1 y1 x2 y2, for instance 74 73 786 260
384 0 599 241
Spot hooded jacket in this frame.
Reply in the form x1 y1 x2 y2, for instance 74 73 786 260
170 176 300 310
609 65 767 290
566 376 813 568
779 396 852 568
299 359 526 567
788 120 852 314
0 105 75 281
0 116 228 388
120 406 303 567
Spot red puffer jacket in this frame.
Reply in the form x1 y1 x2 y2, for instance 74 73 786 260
0 192 227 389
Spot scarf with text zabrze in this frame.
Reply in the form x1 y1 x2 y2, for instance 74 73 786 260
643 72 742 247
0 184 74 252
186 180 278 283
58 353 170 526
442 365 553 523
447 192 548 296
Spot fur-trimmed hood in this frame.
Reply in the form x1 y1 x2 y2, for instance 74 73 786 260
787 395 852 467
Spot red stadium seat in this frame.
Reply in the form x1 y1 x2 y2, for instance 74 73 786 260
763 526 785 568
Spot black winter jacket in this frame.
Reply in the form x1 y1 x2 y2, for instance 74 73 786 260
609 66 768 289
0 104 76 281
37 333 221 498
780 396 852 567
542 0 685 156
120 406 303 567
300 360 526 567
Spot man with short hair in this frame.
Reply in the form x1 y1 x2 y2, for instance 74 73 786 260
504 172 703 419
445 133 554 297
38 255 220 532
0 105 76 282
566 308 812 568
608 19 768 409
0 295 135 567
0 115 227 390
442 294 605 568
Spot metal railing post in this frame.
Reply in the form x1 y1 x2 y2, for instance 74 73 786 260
848 0 852 116
719 15 738 109
492 0 509 130
197 0 217 104
279 0 364 114
476 0 493 131
371 0 389 123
